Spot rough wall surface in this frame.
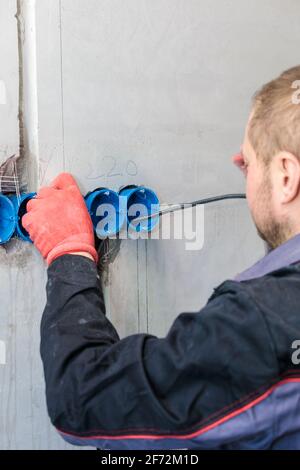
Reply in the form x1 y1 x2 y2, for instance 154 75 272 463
0 0 299 449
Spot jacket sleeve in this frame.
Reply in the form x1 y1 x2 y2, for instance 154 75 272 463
40 254 279 450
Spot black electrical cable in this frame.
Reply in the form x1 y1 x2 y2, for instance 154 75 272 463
132 193 246 223
179 193 246 209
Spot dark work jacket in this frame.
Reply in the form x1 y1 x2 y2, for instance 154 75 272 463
40 241 300 450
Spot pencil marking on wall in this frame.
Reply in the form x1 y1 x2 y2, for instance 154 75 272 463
85 157 138 180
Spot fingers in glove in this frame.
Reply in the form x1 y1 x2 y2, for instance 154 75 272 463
26 198 40 212
22 212 33 232
50 172 78 190
36 186 56 199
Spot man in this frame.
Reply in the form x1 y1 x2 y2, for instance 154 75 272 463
23 66 300 450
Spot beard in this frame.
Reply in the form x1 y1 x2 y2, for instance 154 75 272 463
252 172 292 250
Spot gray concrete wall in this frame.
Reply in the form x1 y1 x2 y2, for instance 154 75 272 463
0 0 19 162
0 0 299 449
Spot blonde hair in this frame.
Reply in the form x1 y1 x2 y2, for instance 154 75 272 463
248 66 300 166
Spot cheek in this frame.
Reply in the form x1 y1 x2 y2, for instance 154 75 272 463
246 172 256 209
245 167 264 216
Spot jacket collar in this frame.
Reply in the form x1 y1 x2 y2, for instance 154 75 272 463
234 233 300 282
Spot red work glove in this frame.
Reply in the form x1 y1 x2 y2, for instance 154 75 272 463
22 173 98 265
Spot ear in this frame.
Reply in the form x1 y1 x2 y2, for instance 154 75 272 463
276 152 300 204
232 152 247 176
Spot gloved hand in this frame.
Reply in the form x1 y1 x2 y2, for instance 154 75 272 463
22 172 98 265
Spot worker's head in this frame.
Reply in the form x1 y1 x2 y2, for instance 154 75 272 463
233 65 300 249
